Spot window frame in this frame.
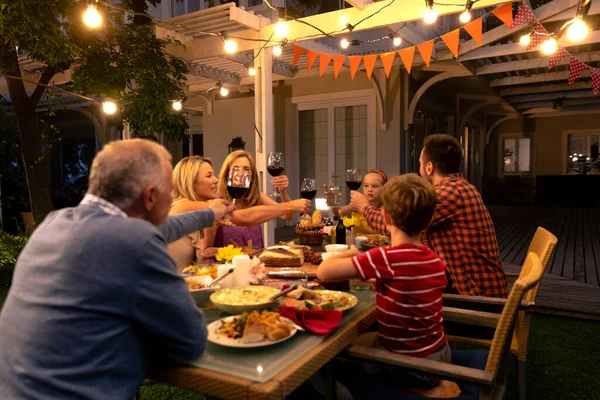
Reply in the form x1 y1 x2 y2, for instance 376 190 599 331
498 133 533 176
562 129 600 175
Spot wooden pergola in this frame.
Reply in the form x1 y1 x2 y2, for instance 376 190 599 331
156 0 600 245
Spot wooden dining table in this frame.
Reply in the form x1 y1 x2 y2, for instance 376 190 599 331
147 291 376 400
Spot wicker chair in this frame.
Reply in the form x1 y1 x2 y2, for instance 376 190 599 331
345 252 544 400
443 227 558 400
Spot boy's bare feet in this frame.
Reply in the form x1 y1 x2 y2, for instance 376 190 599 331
409 380 461 399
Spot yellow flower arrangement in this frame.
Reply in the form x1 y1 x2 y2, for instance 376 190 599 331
342 214 360 228
215 245 245 263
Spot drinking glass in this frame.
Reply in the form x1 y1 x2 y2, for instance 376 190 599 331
346 168 362 191
267 152 285 199
227 166 251 206
300 178 317 220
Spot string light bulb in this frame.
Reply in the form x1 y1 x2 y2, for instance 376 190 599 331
272 45 283 56
248 67 256 76
102 101 117 115
393 36 402 46
423 0 437 24
460 10 472 23
340 16 348 26
460 0 473 23
83 4 102 28
172 101 182 111
541 37 558 55
567 18 589 41
340 39 350 49
224 39 237 54
217 83 229 97
275 20 289 39
519 34 531 46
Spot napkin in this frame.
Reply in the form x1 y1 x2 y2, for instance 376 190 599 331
278 306 343 336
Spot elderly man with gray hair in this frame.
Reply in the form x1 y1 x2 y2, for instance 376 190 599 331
0 139 234 400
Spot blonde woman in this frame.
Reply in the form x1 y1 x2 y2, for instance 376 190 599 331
203 150 301 252
337 169 388 235
168 156 309 270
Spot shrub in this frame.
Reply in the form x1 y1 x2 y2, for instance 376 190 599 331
0 232 28 287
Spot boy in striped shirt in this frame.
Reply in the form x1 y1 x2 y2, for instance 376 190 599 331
318 173 459 398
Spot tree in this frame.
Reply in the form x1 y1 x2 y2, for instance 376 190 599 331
0 0 189 221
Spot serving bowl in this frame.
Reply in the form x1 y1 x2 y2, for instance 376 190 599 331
210 286 281 314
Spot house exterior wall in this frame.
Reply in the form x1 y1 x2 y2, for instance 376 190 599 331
494 113 600 176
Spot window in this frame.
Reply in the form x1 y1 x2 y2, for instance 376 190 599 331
502 137 530 174
567 133 599 174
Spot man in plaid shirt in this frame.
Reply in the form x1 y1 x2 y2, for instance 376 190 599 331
352 134 507 298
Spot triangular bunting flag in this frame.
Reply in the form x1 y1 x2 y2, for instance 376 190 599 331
548 47 569 69
398 47 415 74
319 53 332 77
441 29 460 58
363 55 377 80
417 40 435 67
306 50 318 72
292 46 305 68
526 23 549 51
590 67 600 97
349 56 363 80
464 18 483 45
333 55 346 78
510 3 535 28
380 52 396 78
492 3 513 27
568 57 588 85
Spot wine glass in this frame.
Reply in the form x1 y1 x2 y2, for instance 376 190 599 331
346 168 362 191
300 178 317 220
267 152 285 199
227 166 251 206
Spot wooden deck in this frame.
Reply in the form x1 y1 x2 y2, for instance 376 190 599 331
489 206 600 287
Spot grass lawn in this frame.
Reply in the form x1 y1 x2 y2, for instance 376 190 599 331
0 287 598 399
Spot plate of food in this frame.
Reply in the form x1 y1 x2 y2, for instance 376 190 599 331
207 310 298 348
360 235 391 250
210 286 281 314
181 265 219 279
284 287 358 312
184 276 219 306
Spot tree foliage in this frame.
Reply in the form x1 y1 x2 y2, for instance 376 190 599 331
0 0 190 219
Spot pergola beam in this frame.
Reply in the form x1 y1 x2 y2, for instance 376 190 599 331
507 90 596 103
187 63 241 85
490 70 592 87
514 98 600 109
499 81 593 95
168 0 518 60
476 51 600 75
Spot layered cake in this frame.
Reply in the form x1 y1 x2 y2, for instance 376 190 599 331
259 247 304 267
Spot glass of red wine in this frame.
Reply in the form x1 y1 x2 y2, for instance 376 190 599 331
227 166 251 206
346 168 362 191
267 152 285 199
300 178 317 220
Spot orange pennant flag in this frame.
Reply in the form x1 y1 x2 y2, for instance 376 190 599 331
349 56 363 80
292 46 305 68
380 52 396 78
492 3 513 28
363 55 377 80
417 40 434 67
464 18 483 45
306 50 318 72
441 29 460 58
398 46 415 74
333 55 346 78
319 53 332 76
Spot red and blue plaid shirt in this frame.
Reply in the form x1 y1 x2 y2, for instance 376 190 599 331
363 174 508 298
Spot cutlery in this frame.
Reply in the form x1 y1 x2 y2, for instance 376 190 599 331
269 284 298 302
209 268 234 287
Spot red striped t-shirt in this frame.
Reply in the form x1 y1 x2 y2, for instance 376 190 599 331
352 243 448 357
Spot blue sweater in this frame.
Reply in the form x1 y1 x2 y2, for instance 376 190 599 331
0 202 215 399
